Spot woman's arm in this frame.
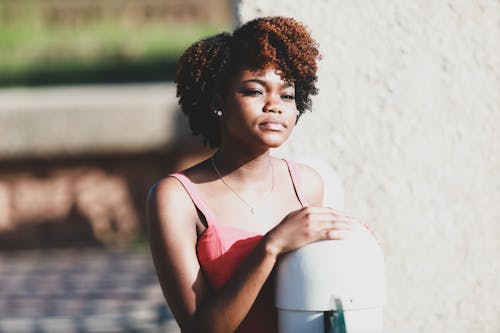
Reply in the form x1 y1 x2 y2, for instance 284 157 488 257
147 177 279 333
148 175 355 333
295 162 324 206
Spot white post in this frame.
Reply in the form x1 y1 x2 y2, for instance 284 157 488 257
233 1 500 333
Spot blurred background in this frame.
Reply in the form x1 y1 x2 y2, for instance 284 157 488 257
0 0 230 332
2 1 499 333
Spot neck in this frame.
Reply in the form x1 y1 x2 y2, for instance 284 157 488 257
214 144 273 182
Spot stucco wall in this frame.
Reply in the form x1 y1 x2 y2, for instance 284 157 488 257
234 1 500 332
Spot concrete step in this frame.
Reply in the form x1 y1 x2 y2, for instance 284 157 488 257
0 83 194 160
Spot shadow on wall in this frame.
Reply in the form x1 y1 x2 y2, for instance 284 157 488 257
0 166 139 249
0 117 213 251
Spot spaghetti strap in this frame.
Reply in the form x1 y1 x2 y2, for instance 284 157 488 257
283 159 309 207
168 173 217 226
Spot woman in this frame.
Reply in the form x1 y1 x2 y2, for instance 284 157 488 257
147 16 361 333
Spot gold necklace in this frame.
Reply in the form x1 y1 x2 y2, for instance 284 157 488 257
211 155 274 215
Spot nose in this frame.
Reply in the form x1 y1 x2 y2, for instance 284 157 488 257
262 93 282 114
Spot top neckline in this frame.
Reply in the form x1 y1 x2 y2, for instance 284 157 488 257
169 158 308 229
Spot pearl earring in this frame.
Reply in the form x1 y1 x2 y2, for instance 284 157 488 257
213 109 223 117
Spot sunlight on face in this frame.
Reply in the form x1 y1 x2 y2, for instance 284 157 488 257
219 67 299 150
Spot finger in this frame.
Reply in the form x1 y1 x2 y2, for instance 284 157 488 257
299 208 348 227
309 209 352 222
338 215 365 227
325 229 351 240
309 216 350 230
304 210 360 229
322 216 355 227
320 221 352 231
326 210 361 223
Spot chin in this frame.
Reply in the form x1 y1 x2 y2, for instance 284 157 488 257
266 142 284 149
259 136 288 148
250 130 292 149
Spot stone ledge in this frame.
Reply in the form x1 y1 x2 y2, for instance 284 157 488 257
0 83 193 160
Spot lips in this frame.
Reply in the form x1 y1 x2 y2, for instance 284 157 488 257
259 122 286 130
258 117 287 131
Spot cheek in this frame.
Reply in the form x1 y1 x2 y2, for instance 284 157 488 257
221 102 256 133
287 106 299 126
225 95 255 113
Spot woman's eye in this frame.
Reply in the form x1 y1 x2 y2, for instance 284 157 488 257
282 94 295 100
243 89 262 96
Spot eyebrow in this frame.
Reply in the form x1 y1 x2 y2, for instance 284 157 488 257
242 79 295 88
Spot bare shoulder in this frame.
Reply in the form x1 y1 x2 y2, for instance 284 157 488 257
148 176 189 212
147 157 213 227
294 162 324 206
147 176 197 233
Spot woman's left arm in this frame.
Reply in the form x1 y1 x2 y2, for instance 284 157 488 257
296 163 325 206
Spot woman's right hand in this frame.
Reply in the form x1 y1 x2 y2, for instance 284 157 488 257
265 206 359 256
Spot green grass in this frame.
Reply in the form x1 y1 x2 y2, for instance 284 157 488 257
0 20 228 86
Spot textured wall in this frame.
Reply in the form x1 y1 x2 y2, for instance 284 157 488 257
235 1 499 332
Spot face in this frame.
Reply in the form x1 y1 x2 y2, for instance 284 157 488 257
219 67 298 150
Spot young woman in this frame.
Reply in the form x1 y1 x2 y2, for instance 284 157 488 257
147 16 361 333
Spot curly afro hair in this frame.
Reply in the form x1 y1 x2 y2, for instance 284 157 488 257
176 16 321 147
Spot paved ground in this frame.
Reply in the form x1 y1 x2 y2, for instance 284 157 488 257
0 247 180 333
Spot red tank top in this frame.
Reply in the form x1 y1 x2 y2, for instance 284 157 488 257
169 159 307 333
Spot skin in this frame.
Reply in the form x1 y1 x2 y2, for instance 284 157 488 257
147 67 359 333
